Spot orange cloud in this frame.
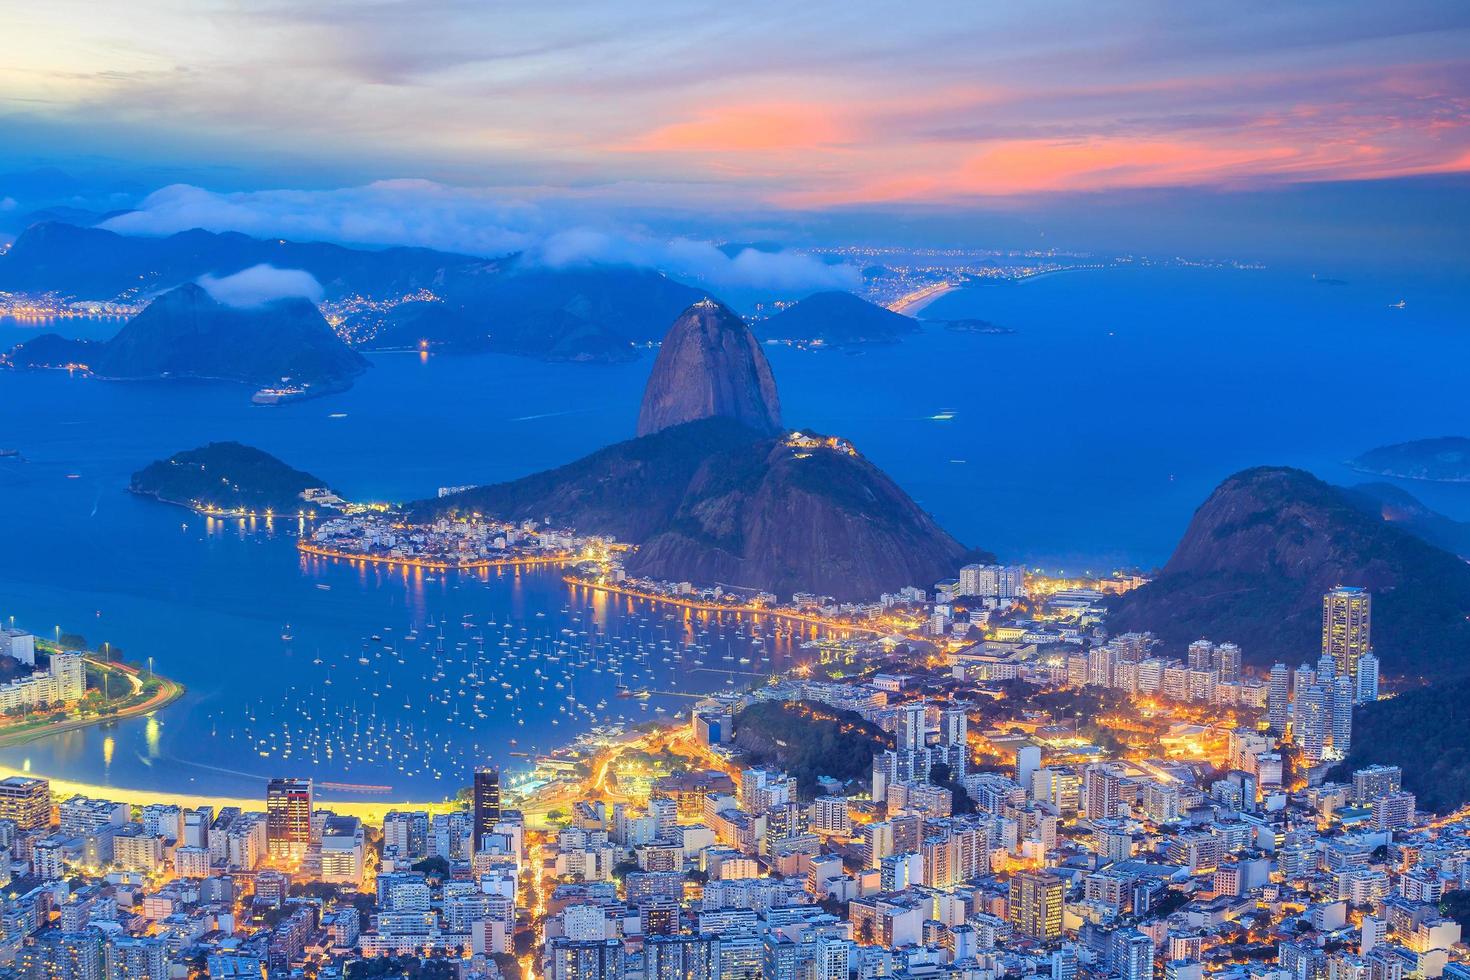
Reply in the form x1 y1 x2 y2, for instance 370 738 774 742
778 130 1470 207
618 103 851 154
959 138 1297 194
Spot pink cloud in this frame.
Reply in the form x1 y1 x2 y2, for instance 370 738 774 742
618 103 853 154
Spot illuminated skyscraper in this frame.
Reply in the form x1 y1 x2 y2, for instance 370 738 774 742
265 778 313 861
1008 869 1064 940
1322 586 1372 686
1295 685 1329 762
1355 652 1380 704
1112 929 1155 980
473 767 502 853
549 939 624 980
1267 664 1290 732
1214 643 1242 682
897 702 927 752
1331 675 1355 755
0 775 51 831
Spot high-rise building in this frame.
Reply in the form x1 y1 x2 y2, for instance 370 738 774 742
1355 652 1380 704
1331 675 1355 755
813 935 852 980
958 564 1024 600
265 778 313 861
473 767 502 853
1322 586 1372 686
1267 664 1290 732
1083 765 1124 821
896 702 927 753
20 931 103 980
1051 947 1078 980
549 938 624 980
1016 744 1042 795
0 776 51 831
1112 929 1154 980
320 816 365 885
938 706 968 775
644 936 720 980
1008 870 1064 940
1372 791 1416 831
1187 641 1213 673
1292 664 1316 701
719 933 761 980
1353 765 1401 803
105 936 167 980
1214 643 1242 682
1316 653 1337 684
1295 685 1329 762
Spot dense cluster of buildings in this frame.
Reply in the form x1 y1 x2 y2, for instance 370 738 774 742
0 631 87 714
305 515 589 567
0 574 1452 980
0 651 85 715
0 769 522 980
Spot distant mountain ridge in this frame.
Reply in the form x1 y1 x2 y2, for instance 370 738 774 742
756 291 918 345
1108 466 1470 675
0 221 476 301
7 282 367 389
1349 437 1470 483
0 222 712 364
362 258 706 363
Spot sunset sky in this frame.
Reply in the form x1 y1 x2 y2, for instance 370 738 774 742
3 1 1468 262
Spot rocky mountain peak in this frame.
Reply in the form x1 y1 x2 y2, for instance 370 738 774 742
636 299 782 437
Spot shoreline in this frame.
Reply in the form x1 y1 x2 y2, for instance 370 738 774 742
0 763 457 825
564 573 923 642
0 655 185 751
887 281 956 315
297 540 580 572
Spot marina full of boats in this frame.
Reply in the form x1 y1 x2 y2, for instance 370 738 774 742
203 579 825 795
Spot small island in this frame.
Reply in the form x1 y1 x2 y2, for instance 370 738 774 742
1348 436 1470 483
130 441 345 516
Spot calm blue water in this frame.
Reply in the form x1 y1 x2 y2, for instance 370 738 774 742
1 264 1466 799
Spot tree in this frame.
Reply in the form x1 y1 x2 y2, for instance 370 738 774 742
411 856 450 878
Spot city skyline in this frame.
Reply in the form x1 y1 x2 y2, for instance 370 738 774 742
1 8 1469 980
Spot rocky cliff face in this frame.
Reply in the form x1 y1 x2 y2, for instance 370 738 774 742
636 299 782 437
1109 466 1470 672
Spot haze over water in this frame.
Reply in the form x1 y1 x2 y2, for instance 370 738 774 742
1 263 1466 799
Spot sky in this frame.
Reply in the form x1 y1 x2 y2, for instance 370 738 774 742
2 1 1468 266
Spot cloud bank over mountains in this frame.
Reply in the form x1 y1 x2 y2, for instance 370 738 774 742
101 181 857 293
197 264 324 308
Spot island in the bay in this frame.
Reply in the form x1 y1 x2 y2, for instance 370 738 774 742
1348 436 1470 482
6 281 367 400
130 441 343 516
